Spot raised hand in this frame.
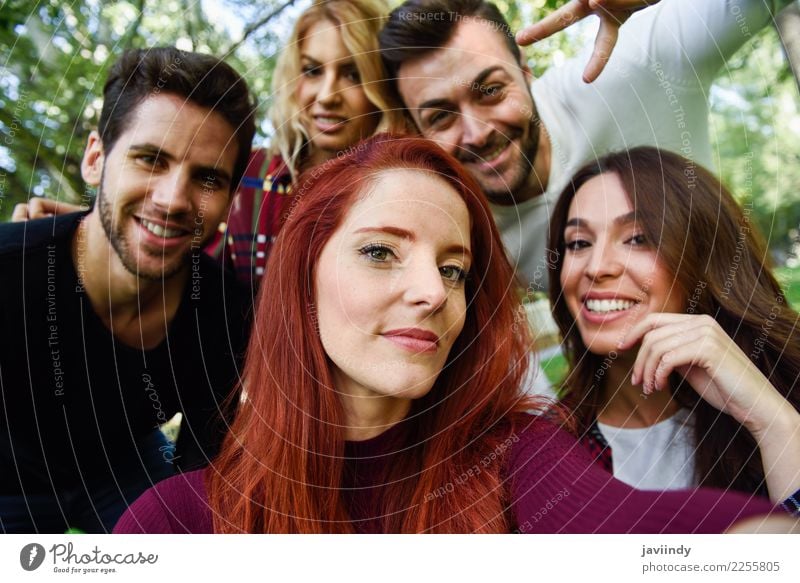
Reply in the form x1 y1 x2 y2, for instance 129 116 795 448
516 0 658 83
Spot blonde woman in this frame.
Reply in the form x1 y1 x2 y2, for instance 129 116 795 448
210 0 407 286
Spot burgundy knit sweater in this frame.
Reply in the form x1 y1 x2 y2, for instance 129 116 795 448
113 417 776 533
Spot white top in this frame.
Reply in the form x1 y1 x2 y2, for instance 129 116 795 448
598 409 696 490
493 0 790 290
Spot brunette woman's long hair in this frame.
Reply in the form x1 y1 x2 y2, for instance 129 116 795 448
208 134 538 532
548 146 800 494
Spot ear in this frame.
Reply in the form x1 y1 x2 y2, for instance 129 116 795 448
81 131 104 186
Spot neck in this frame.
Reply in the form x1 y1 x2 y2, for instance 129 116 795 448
597 356 681 428
73 212 188 348
340 391 412 442
304 146 336 171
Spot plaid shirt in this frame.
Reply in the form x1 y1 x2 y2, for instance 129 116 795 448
206 151 293 288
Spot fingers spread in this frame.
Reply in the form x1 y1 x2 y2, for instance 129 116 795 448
582 17 620 82
516 0 591 45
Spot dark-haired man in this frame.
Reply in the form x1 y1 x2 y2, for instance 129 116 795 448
380 0 791 290
0 47 255 532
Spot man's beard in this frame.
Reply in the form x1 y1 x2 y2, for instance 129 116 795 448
456 116 541 205
97 180 188 282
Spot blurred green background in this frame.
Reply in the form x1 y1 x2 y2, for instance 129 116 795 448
2 0 799 257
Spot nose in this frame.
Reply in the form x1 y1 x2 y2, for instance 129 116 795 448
316 71 342 107
583 239 624 282
459 109 492 150
402 256 448 313
149 169 193 216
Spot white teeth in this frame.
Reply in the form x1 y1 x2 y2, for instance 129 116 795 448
586 299 635 313
316 117 343 124
140 219 184 239
482 143 507 162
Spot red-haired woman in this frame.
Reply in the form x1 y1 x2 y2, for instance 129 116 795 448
548 146 800 514
115 136 781 533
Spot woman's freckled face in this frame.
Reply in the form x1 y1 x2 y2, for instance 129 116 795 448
314 169 472 411
559 173 686 355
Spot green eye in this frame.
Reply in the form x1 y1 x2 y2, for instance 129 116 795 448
359 244 394 262
440 265 467 282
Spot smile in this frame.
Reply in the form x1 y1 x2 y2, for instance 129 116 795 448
137 218 187 239
461 138 512 171
312 115 347 132
481 141 508 162
585 298 637 313
315 116 345 124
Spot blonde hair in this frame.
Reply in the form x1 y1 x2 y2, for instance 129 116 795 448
269 0 407 179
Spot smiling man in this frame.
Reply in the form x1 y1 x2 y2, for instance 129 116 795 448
0 47 255 532
380 0 792 290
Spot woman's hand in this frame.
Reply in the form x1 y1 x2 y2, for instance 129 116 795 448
516 0 659 83
619 313 782 429
618 312 800 502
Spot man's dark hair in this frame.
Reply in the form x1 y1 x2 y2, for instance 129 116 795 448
380 0 521 80
98 47 256 190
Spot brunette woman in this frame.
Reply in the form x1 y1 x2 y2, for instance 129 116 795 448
548 146 800 511
114 136 783 534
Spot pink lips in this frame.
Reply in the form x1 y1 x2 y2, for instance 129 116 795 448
382 328 440 354
312 114 347 133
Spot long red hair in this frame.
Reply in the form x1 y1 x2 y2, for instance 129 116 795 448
207 134 538 532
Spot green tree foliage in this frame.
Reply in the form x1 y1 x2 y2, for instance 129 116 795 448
711 25 800 259
2 0 798 261
0 0 296 219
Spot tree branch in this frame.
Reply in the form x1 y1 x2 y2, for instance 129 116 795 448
223 0 300 56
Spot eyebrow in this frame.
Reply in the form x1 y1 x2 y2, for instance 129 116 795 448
354 226 472 260
128 143 232 186
417 66 505 111
129 144 169 158
565 211 638 229
300 54 356 68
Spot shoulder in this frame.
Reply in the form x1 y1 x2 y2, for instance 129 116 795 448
239 150 290 190
113 470 213 534
507 414 587 471
0 212 83 258
191 253 251 321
